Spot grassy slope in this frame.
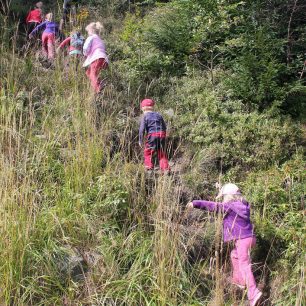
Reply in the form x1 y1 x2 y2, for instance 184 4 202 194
0 3 305 306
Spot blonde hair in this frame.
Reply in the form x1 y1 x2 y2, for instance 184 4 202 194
71 28 81 35
142 106 154 112
85 22 104 34
45 13 53 21
222 194 244 203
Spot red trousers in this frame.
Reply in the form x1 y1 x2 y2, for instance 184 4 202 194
85 58 108 93
144 133 170 171
42 32 55 59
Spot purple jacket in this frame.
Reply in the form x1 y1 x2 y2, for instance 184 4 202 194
192 199 254 242
30 21 59 36
139 111 167 144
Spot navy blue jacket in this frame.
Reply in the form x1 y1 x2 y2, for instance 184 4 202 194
139 111 167 144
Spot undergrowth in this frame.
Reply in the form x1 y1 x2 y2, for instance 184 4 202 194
0 1 305 305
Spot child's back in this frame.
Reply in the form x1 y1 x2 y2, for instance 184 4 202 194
142 111 166 134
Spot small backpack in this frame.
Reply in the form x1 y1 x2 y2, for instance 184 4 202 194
71 32 85 48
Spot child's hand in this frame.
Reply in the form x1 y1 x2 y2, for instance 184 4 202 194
29 34 33 39
138 142 143 148
186 202 194 209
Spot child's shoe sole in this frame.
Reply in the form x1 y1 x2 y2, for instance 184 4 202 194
232 282 246 290
250 291 263 306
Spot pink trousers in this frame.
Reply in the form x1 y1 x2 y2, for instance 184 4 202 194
85 58 108 93
230 237 261 303
42 32 55 59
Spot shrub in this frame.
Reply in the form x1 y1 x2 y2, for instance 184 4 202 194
164 73 301 174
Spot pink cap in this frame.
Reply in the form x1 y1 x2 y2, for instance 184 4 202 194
216 183 241 199
141 99 155 108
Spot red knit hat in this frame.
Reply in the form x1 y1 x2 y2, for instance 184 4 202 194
140 99 155 108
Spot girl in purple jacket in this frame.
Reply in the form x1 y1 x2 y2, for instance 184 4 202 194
29 13 59 59
187 183 262 306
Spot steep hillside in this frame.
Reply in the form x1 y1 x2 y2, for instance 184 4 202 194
0 1 305 305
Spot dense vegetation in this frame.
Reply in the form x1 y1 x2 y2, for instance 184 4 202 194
0 0 305 305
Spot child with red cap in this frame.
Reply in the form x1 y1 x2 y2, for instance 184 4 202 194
139 99 170 172
186 183 262 306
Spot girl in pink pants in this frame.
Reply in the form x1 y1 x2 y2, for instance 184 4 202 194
29 13 59 60
42 32 55 59
187 183 263 306
83 22 109 93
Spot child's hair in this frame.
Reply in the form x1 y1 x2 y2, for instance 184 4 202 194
71 29 81 36
85 22 104 34
36 2 43 8
222 194 244 203
142 106 154 112
45 12 52 21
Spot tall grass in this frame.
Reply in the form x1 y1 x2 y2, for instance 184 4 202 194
0 30 219 304
0 4 304 306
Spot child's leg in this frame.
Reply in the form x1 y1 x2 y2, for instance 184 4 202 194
156 138 170 171
47 33 55 59
230 247 244 286
86 63 96 91
236 237 261 302
157 149 169 171
88 58 107 93
156 137 170 171
85 64 92 80
88 60 101 92
144 140 154 170
41 32 48 58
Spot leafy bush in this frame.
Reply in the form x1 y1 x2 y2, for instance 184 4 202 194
82 174 129 223
164 73 301 173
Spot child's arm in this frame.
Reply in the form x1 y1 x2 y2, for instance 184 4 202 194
26 11 32 23
58 37 71 49
83 36 93 56
228 201 250 220
191 200 220 212
139 115 146 146
161 116 167 131
188 200 232 215
29 21 46 37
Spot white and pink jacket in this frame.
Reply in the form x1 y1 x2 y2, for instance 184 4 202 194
82 34 109 67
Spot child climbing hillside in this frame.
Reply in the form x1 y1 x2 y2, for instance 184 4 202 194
29 13 59 60
186 183 262 306
83 22 109 93
60 0 79 30
57 30 84 58
139 99 170 172
25 2 43 33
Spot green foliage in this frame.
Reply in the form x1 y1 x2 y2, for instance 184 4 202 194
1 0 305 305
165 73 301 173
82 174 129 223
115 0 305 111
282 85 306 121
